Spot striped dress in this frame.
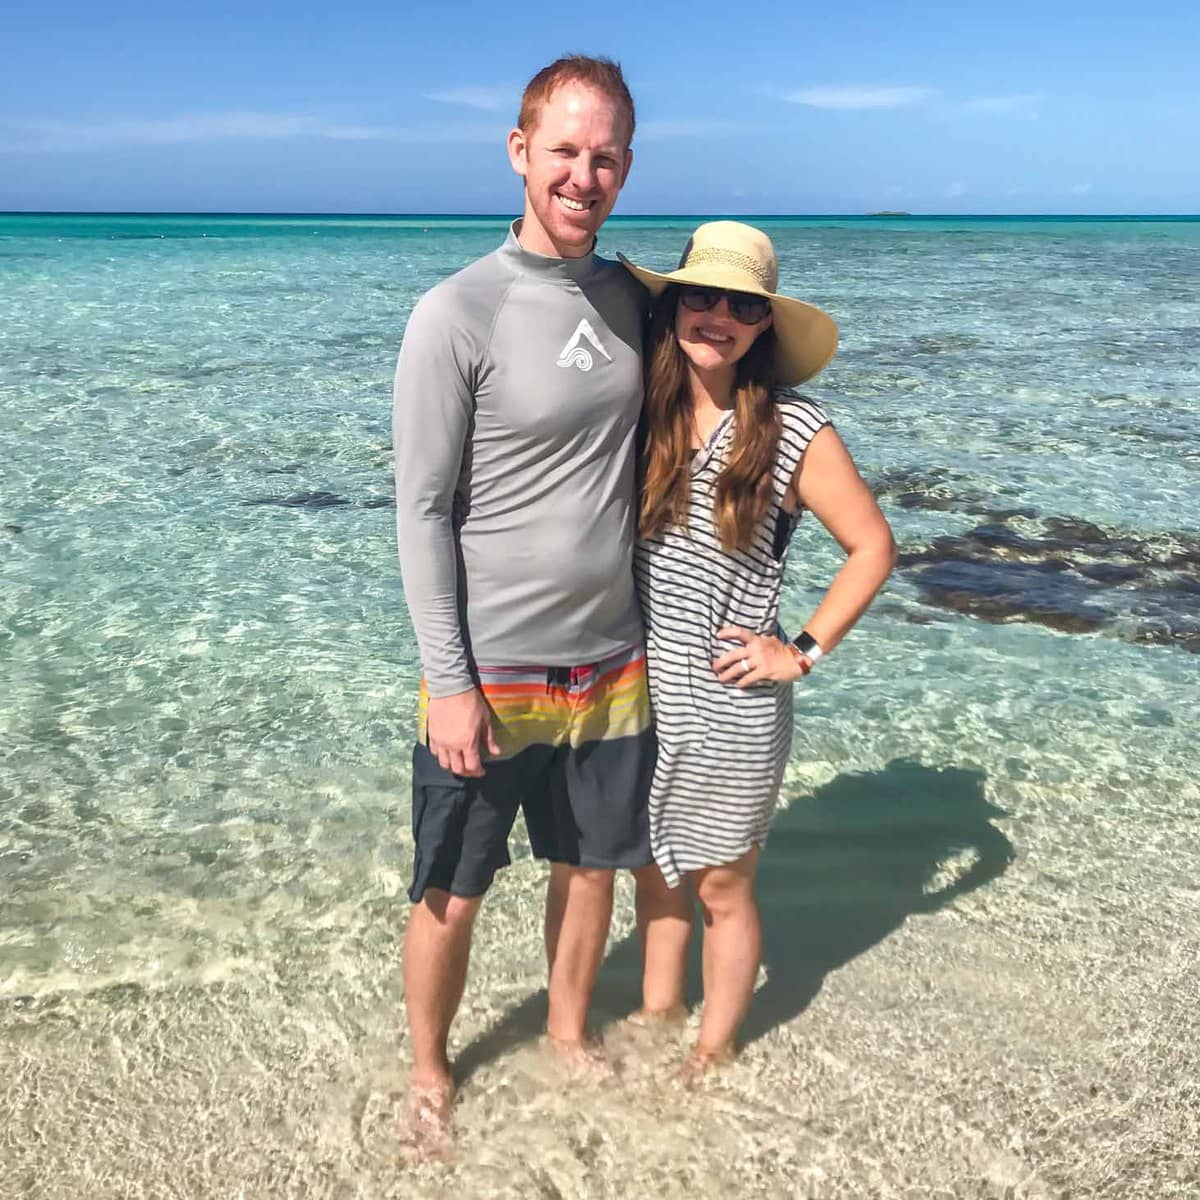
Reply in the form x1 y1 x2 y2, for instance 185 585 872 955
634 392 829 887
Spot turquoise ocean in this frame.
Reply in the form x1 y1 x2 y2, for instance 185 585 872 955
2 214 1198 1197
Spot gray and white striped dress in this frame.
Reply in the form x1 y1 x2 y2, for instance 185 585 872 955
634 392 829 888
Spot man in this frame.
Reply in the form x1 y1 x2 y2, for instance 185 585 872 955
392 55 653 1151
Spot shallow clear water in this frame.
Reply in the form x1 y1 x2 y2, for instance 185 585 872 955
1 214 1197 1196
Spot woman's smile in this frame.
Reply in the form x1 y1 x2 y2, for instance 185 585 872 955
692 324 736 346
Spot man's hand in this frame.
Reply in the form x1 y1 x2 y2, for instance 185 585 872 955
427 688 501 778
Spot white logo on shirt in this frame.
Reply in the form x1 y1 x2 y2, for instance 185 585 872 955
556 318 613 372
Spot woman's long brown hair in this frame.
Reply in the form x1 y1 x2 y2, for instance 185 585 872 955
639 286 780 554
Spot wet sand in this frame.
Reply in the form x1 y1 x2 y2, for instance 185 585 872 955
4 758 1196 1199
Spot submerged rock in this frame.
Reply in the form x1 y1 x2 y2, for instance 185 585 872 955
241 489 394 511
897 512 1200 652
242 490 350 508
870 466 1036 521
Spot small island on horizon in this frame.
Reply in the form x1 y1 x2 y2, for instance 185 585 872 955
866 210 913 216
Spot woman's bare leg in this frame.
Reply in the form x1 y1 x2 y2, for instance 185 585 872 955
690 846 761 1059
633 863 693 1020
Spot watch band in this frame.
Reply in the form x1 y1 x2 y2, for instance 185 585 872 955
791 629 824 664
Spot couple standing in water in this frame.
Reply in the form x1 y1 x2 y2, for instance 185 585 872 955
392 54 895 1152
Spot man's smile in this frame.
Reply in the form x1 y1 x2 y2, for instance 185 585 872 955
555 193 595 212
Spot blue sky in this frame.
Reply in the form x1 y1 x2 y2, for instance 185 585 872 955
2 0 1197 213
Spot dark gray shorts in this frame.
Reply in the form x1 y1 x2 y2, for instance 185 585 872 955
408 646 656 902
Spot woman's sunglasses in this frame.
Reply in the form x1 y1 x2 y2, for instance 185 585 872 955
678 285 772 326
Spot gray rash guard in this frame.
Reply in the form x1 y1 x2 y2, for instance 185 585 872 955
393 223 646 698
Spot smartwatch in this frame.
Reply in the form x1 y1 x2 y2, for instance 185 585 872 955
791 629 824 664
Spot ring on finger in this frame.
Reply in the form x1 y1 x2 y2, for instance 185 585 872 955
741 658 751 674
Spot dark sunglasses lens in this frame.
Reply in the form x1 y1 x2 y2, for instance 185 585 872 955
729 294 771 324
679 286 769 324
679 286 723 313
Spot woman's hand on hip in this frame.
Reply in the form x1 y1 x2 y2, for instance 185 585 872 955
713 626 807 688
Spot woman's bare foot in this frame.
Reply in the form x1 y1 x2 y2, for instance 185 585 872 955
401 1076 456 1163
674 1043 734 1089
540 1032 617 1082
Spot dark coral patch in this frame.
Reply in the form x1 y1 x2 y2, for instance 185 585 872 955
897 512 1200 653
243 491 350 508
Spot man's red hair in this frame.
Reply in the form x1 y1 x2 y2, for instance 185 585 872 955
517 55 636 145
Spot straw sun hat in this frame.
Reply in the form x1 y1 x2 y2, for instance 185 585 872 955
618 221 838 385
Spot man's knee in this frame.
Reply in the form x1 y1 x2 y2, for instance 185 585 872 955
633 863 667 904
418 887 485 928
565 865 616 890
636 865 690 915
633 863 667 890
549 863 616 903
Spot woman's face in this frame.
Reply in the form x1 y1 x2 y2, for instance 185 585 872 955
674 288 773 377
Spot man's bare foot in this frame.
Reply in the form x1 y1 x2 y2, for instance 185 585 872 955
540 1032 617 1082
674 1043 733 1089
400 1076 455 1163
626 1003 689 1029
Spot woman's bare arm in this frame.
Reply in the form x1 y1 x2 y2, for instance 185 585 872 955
788 425 897 653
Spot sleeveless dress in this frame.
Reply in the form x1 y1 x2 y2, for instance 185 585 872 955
634 392 829 888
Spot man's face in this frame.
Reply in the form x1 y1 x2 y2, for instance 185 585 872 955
507 83 633 259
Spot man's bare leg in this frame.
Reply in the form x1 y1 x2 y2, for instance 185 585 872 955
543 864 615 1064
403 888 483 1152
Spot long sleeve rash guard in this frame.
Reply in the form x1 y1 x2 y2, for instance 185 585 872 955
393 223 647 698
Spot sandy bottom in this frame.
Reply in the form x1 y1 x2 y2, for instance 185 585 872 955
3 760 1198 1199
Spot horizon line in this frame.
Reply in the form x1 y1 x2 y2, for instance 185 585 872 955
3 210 1200 220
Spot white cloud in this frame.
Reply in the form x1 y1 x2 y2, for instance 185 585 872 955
777 85 934 110
424 87 512 112
1070 182 1094 196
0 112 501 152
965 93 1045 117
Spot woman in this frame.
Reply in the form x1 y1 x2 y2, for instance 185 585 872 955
619 222 896 1079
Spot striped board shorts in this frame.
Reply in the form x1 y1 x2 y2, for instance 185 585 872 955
409 643 656 901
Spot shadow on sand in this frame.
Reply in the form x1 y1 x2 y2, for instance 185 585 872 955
455 757 1014 1081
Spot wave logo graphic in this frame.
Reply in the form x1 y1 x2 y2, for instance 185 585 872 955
556 318 613 372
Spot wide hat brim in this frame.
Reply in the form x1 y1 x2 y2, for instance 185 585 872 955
617 254 838 386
